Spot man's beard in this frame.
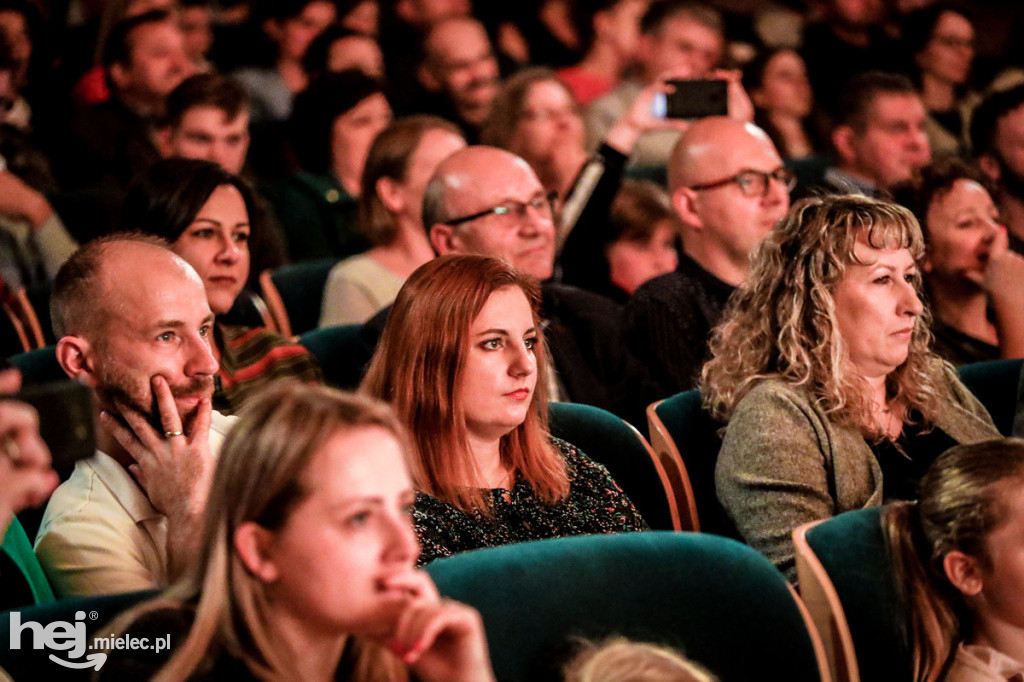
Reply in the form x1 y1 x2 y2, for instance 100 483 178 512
96 365 213 435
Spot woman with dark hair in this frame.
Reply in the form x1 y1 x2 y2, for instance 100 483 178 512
702 195 998 579
122 158 321 414
267 69 392 261
361 255 645 565
902 3 978 157
101 382 495 682
319 115 465 325
892 158 1024 364
302 24 383 80
742 48 822 161
883 438 1024 682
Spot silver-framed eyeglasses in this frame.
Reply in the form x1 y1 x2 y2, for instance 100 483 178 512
442 190 559 226
689 167 797 198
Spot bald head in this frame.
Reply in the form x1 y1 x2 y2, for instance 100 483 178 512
668 117 778 192
423 145 557 280
51 234 202 340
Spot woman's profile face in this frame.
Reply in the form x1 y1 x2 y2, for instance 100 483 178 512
458 286 539 446
253 426 420 638
390 127 466 225
752 50 812 118
832 232 924 380
172 184 250 316
512 79 584 167
924 178 1001 287
331 93 392 189
917 11 974 86
606 220 679 295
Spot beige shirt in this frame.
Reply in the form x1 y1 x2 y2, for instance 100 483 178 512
34 411 235 598
945 644 1024 682
319 254 405 327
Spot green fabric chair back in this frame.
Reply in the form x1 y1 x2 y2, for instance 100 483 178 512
9 346 64 386
1 517 54 607
262 258 339 336
427 532 828 682
651 389 738 538
548 402 677 530
298 324 365 390
803 507 910 682
957 358 1023 436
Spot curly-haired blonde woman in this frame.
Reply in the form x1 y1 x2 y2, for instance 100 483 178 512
701 195 999 579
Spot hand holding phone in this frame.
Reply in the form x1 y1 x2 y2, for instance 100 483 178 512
652 79 729 120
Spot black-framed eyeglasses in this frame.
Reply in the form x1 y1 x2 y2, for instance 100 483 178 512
442 190 558 226
689 167 797 198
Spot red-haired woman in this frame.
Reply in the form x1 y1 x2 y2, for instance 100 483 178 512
362 255 645 564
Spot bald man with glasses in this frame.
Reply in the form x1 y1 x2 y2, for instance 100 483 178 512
355 145 657 431
625 117 792 397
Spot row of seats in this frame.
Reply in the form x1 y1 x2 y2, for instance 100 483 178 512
0 510 932 682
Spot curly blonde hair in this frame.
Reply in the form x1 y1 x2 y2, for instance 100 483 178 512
701 194 947 434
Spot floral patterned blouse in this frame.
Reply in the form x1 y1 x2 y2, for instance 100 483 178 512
413 438 647 565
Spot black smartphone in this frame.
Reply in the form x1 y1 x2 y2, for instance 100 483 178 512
11 381 95 479
656 79 729 119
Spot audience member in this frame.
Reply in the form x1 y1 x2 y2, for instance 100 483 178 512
420 145 657 427
320 116 465 326
415 16 500 140
971 84 1024 247
703 195 999 579
362 255 645 564
564 638 717 682
743 47 822 161
560 179 679 302
101 382 495 682
0 168 77 291
883 438 1024 682
157 73 290 282
624 117 792 396
800 0 901 115
231 0 336 124
54 9 196 235
158 73 250 176
0 367 58 538
268 69 392 261
892 158 1024 364
121 158 321 414
556 0 648 107
817 71 931 197
902 3 977 158
338 0 379 35
585 0 725 168
36 235 234 597
0 0 39 130
302 24 384 80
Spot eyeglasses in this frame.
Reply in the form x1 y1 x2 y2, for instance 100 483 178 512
442 190 558 226
689 167 797 198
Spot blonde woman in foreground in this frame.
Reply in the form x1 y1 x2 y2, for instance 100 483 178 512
100 382 494 682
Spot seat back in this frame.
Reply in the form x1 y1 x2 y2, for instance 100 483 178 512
0 517 55 609
548 402 680 531
0 589 158 680
648 389 736 536
957 358 1023 436
298 324 366 390
9 346 65 385
427 532 830 682
794 507 910 682
259 258 339 337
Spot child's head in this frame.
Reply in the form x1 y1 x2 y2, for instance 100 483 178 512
564 638 717 682
885 437 1024 682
